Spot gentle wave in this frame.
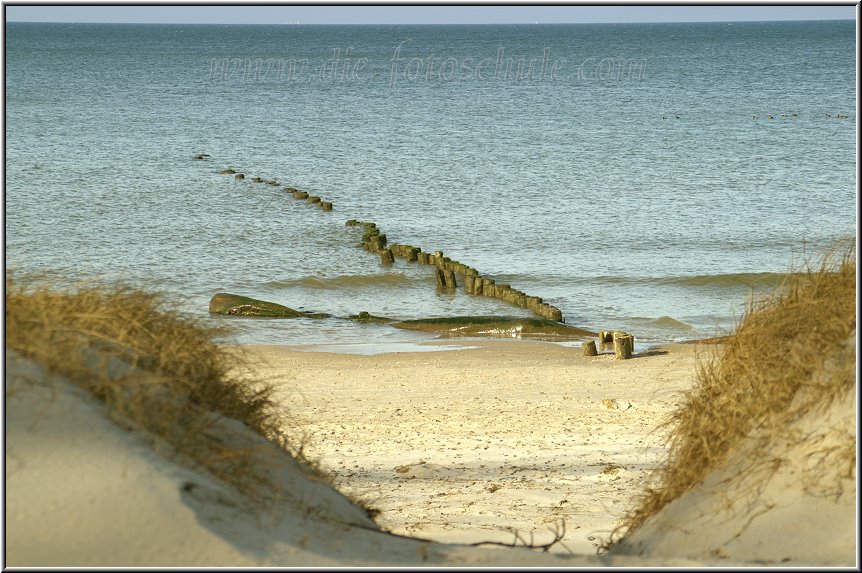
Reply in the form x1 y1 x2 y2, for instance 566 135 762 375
572 272 796 289
657 272 798 289
267 270 798 294
628 315 695 331
263 273 414 290
491 272 796 290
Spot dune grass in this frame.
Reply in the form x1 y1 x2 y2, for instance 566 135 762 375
607 242 856 546
4 273 330 509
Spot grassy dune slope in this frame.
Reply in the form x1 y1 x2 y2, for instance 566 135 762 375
4 275 333 510
608 243 856 562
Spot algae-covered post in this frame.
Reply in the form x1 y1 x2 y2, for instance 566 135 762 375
380 248 395 265
481 278 496 297
494 284 508 299
435 268 447 289
583 340 598 356
464 274 476 294
443 269 457 289
434 251 444 268
541 304 564 322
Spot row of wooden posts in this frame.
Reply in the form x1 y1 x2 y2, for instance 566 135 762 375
219 168 333 211
582 330 635 360
346 219 565 322
204 155 565 324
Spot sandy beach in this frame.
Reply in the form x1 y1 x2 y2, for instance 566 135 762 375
242 339 703 554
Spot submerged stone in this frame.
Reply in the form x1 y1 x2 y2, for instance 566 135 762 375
347 311 393 324
302 312 333 320
209 293 311 318
392 316 596 339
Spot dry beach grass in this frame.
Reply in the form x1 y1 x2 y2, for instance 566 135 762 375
608 241 857 557
3 273 331 510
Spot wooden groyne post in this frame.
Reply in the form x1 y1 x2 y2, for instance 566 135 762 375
612 332 635 360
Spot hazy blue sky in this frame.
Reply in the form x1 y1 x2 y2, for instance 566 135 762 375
5 5 858 25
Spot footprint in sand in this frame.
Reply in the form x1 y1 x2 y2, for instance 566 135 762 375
394 461 459 479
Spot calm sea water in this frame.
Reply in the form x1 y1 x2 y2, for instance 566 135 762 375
5 21 856 348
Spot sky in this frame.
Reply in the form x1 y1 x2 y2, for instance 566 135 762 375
4 4 858 25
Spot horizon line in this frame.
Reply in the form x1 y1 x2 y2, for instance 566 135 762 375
6 18 856 25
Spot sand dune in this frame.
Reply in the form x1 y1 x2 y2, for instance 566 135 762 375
609 335 857 566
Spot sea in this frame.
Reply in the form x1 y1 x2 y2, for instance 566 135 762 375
4 20 857 350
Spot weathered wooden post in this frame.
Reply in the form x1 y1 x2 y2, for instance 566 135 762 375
320 201 333 211
443 269 457 289
234 173 245 180
546 305 563 322
598 330 614 351
464 274 475 294
435 268 447 289
613 332 635 360
583 340 598 356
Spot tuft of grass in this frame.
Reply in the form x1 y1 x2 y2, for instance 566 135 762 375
607 241 856 546
4 274 316 508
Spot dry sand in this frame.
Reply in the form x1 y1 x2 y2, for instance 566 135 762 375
243 339 702 555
